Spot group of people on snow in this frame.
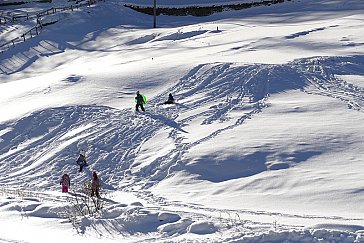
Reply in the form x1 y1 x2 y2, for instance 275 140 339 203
60 150 101 198
59 92 176 197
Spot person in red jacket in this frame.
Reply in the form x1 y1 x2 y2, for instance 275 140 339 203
91 171 101 198
60 174 70 193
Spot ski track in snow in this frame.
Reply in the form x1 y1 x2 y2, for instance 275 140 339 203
0 55 364 240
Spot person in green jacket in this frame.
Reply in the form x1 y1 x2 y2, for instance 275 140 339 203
135 91 146 112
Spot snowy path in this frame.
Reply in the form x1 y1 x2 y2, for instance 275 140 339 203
1 185 363 242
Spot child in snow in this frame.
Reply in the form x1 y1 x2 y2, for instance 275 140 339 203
91 171 101 198
76 150 87 172
163 93 175 104
60 174 70 193
135 91 146 112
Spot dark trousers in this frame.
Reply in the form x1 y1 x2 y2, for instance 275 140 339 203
136 103 145 112
91 188 100 198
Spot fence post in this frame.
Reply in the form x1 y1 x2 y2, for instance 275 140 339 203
153 0 156 28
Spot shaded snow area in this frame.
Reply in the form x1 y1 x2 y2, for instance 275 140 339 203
1 0 364 242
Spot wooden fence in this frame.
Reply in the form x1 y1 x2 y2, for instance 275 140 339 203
0 0 95 53
11 1 92 22
0 24 43 52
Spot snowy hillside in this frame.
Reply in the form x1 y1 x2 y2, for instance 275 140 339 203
1 0 364 242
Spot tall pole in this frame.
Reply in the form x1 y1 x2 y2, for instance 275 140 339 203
153 0 156 28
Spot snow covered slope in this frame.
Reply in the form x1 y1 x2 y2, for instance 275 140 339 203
0 0 364 242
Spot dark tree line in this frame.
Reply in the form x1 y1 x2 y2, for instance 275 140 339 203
125 0 286 17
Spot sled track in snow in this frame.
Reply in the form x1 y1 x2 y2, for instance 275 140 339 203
138 190 364 223
294 56 364 112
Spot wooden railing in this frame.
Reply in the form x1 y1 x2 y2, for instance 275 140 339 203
0 0 95 53
0 24 43 52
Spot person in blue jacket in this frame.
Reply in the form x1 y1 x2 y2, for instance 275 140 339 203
76 150 87 172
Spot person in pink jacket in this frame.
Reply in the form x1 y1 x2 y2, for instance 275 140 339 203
60 174 70 193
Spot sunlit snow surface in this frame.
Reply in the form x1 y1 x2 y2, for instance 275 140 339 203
0 0 364 242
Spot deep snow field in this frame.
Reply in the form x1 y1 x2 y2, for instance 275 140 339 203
0 0 364 242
